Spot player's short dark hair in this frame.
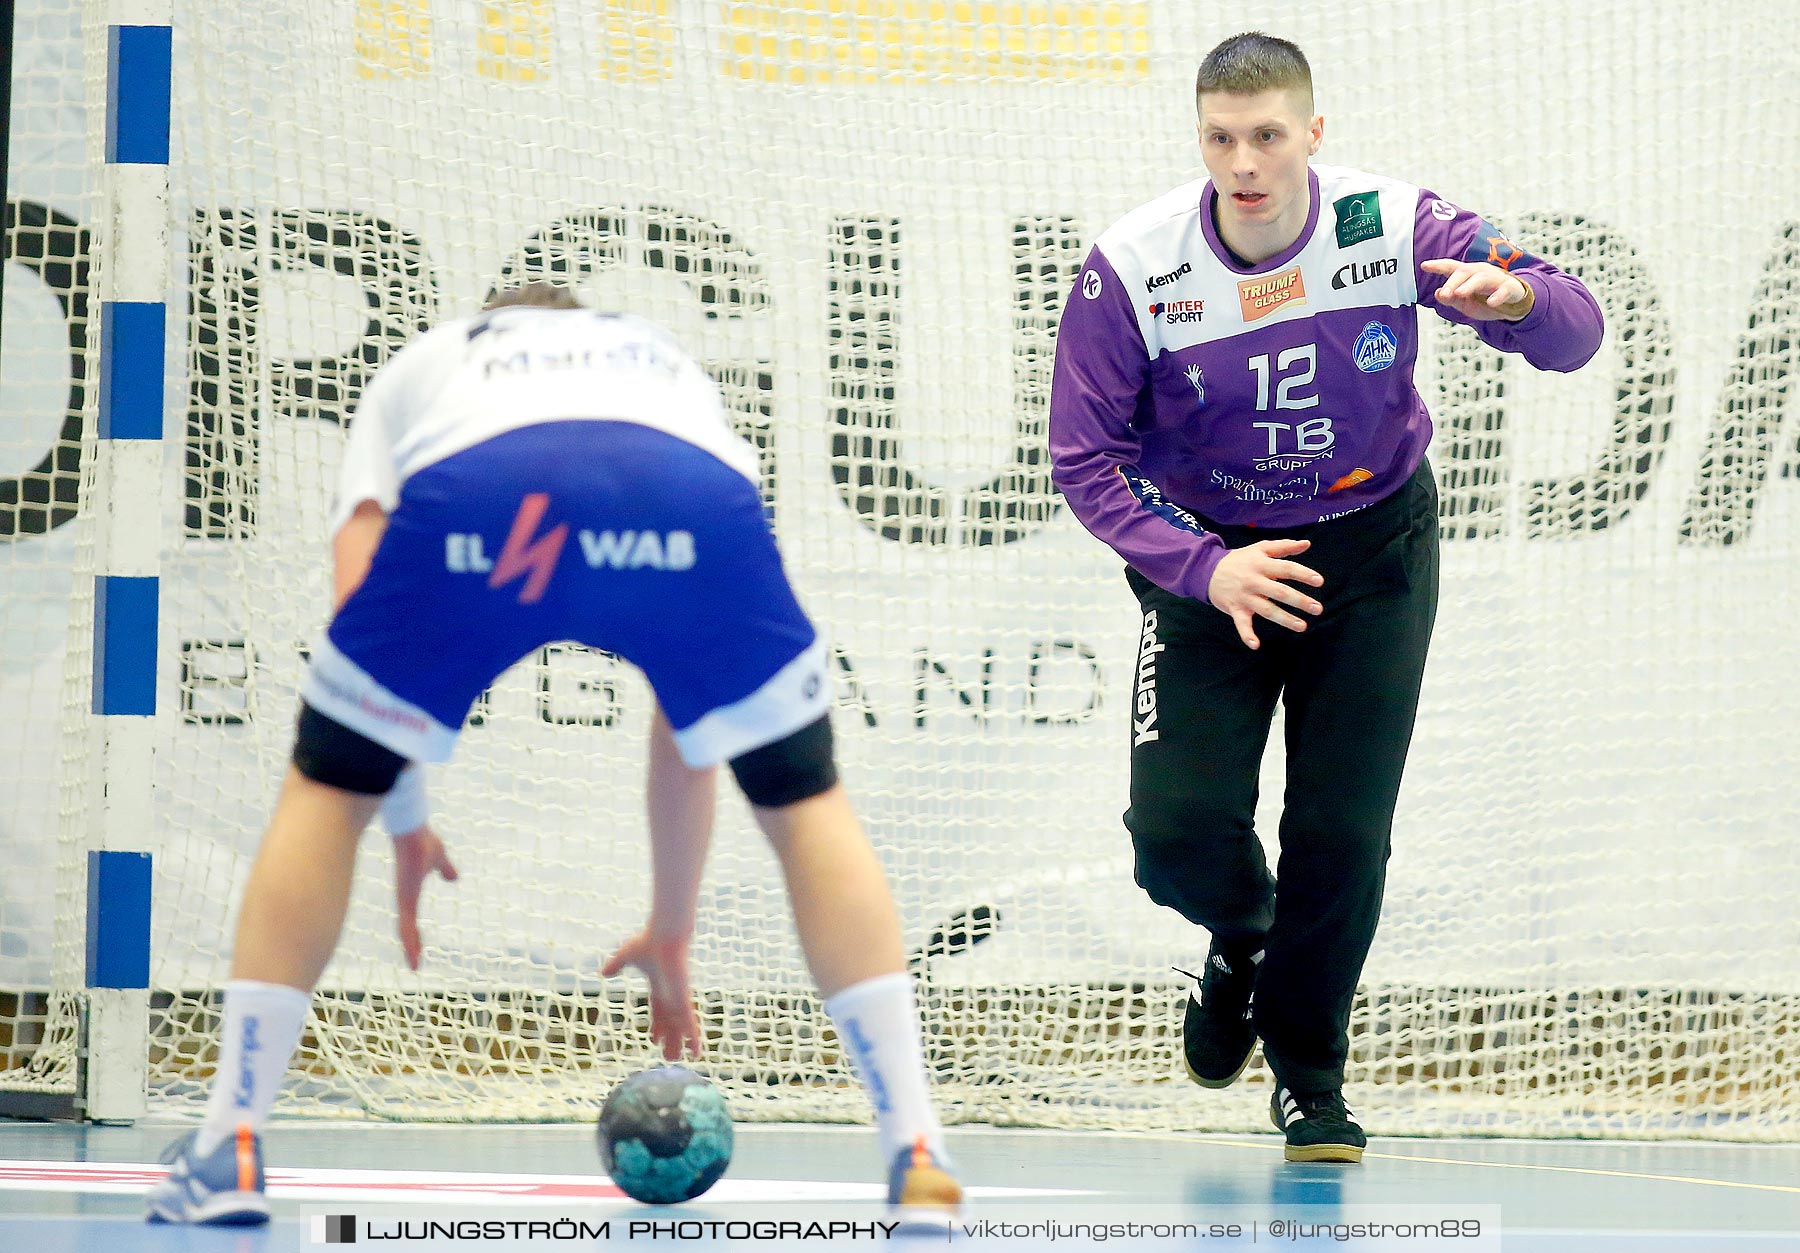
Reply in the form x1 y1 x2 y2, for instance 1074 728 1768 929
1196 32 1313 113
481 281 585 312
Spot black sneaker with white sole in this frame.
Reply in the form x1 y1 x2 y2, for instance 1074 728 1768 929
1175 944 1260 1088
1270 1086 1366 1163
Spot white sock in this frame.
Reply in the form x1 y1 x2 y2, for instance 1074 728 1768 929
824 972 947 1166
195 980 311 1155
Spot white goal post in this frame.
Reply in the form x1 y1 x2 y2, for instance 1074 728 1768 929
4 0 1798 1138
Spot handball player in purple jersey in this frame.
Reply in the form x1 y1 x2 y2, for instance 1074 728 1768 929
1049 32 1603 1161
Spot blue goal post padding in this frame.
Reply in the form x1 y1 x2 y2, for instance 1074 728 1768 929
92 575 159 717
86 850 153 990
106 25 173 166
99 302 167 440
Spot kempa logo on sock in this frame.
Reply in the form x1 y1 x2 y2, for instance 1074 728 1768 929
311 1214 357 1244
842 1018 891 1115
233 1017 261 1108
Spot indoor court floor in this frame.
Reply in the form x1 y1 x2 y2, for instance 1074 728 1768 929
2 1119 1798 1251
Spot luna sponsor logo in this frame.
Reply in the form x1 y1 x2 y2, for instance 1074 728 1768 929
1149 299 1206 325
1237 266 1306 322
1146 261 1192 291
1331 257 1399 290
1134 609 1162 747
1352 321 1399 373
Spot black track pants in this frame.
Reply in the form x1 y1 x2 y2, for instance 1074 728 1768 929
1125 460 1440 1095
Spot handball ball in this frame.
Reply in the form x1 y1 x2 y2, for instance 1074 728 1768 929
597 1066 734 1205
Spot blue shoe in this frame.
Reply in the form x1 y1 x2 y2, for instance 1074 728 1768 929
886 1137 962 1230
145 1126 271 1225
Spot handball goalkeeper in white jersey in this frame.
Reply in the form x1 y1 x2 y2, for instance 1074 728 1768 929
146 283 959 1225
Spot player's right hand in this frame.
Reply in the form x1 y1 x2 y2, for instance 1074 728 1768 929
393 823 459 971
602 928 703 1061
1207 538 1325 649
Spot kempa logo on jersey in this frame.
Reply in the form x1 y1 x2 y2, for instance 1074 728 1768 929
1148 299 1205 325
1145 261 1191 291
1353 322 1398 373
1237 267 1306 322
1331 257 1399 290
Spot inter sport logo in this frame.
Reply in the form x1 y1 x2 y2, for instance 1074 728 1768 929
1148 299 1205 325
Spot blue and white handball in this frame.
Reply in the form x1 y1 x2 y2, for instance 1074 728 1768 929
596 1066 734 1204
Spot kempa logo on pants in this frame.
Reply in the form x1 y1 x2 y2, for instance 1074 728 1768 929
1134 609 1162 747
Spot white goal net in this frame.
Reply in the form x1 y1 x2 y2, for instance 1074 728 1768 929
4 0 1798 1138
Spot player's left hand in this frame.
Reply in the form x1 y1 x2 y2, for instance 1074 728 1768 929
393 824 460 971
1420 258 1535 322
603 928 703 1061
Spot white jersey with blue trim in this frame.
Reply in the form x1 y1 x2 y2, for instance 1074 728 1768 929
331 308 755 535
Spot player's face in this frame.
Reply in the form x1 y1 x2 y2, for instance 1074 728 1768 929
1196 89 1322 248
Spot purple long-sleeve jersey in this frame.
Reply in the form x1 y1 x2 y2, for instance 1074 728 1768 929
1049 163 1604 603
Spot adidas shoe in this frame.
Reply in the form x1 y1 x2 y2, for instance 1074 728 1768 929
1270 1086 1366 1163
1176 944 1260 1088
144 1126 270 1225
886 1137 962 1231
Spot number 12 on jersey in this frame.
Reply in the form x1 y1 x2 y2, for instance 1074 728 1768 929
1248 344 1318 411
